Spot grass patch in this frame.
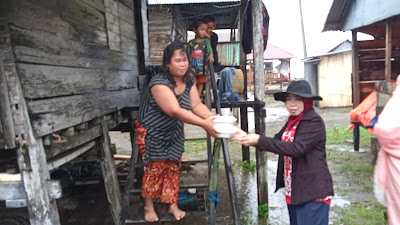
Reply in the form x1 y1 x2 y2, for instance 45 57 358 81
258 203 269 218
184 140 207 155
264 95 276 105
326 126 375 147
338 164 374 184
332 202 387 225
327 147 374 189
242 160 257 172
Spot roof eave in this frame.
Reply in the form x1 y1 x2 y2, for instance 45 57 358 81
322 0 353 32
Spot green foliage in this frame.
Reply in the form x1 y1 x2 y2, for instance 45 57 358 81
184 140 207 155
258 203 269 219
326 126 374 147
242 160 257 172
334 202 387 225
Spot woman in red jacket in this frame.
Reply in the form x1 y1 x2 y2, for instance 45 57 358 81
234 80 334 225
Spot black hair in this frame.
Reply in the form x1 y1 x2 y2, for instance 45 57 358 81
162 42 189 86
193 18 206 30
203 15 216 23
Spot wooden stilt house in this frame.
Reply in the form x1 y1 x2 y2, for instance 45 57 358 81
0 0 270 224
0 0 148 224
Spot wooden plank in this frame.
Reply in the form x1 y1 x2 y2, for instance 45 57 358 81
0 180 25 200
9 20 137 70
0 53 16 149
120 36 137 55
81 0 105 12
385 19 392 81
358 39 400 49
100 120 122 225
117 1 134 24
17 117 61 224
139 0 150 66
105 0 118 14
117 0 134 10
46 180 62 200
120 19 136 39
120 111 138 225
47 141 96 170
352 31 361 107
105 70 138 91
27 89 141 137
17 64 104 99
252 0 268 206
9 0 106 37
47 125 102 159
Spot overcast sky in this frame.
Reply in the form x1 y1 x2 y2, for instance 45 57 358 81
263 0 350 57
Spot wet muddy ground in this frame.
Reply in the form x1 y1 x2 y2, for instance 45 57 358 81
54 94 377 225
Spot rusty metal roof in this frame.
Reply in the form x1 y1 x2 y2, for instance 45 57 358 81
148 0 240 5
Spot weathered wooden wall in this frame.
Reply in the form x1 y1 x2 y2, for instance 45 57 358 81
2 0 142 138
148 5 173 65
172 8 188 44
148 5 188 65
318 51 353 108
354 22 400 103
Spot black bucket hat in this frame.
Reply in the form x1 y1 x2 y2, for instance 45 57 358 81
274 80 323 102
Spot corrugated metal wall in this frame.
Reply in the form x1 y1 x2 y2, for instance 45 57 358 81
216 41 241 66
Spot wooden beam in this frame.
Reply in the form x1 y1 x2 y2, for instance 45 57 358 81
352 30 360 107
385 19 392 82
27 88 141 137
252 0 268 206
239 0 249 163
1 18 61 223
100 120 122 225
47 125 102 159
120 111 139 225
17 130 61 224
47 141 96 170
0 52 16 149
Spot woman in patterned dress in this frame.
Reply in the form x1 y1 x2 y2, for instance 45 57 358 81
135 42 218 222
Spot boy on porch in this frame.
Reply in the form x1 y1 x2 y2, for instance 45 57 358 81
187 18 214 97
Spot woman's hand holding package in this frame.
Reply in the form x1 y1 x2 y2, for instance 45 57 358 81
203 116 219 138
231 130 260 147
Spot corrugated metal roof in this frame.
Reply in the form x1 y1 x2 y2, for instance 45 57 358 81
323 0 400 31
148 0 240 5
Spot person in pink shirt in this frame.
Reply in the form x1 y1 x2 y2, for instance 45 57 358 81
374 74 400 225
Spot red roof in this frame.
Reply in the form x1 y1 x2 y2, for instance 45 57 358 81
246 42 295 60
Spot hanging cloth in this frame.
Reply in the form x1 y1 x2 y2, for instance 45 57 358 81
242 0 270 54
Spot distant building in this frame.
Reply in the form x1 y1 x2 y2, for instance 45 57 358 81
303 40 353 108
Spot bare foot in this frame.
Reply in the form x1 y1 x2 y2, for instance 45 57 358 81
169 203 186 221
144 198 159 222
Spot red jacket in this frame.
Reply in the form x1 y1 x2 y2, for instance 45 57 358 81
257 108 334 205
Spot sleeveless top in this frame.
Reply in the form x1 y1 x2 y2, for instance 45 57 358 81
137 73 194 164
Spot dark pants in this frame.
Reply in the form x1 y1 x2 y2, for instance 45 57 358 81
287 202 330 225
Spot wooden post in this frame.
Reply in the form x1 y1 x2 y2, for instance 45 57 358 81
0 53 16 149
351 30 360 107
252 0 268 206
385 19 392 82
239 0 249 162
119 111 138 225
100 119 122 225
1 20 61 223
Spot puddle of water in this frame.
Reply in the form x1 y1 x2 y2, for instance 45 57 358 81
331 196 351 207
